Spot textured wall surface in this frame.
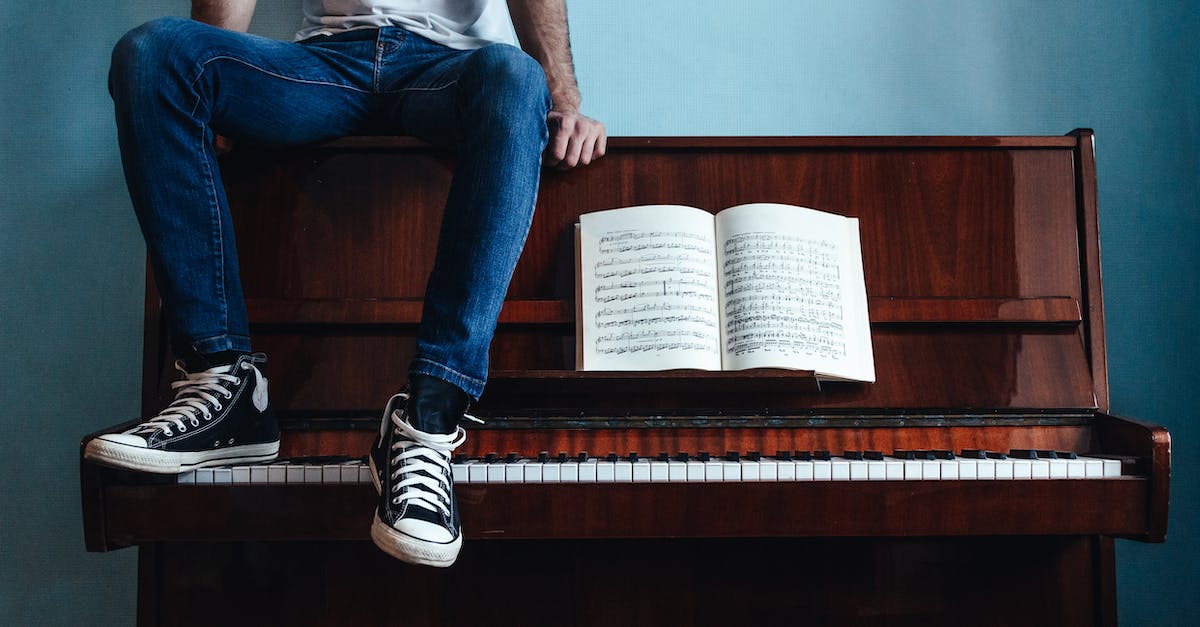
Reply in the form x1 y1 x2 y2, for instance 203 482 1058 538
1 1 1195 624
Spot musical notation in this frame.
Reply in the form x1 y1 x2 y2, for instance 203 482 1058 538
721 232 847 360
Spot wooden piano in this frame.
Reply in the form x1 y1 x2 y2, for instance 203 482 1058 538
81 132 1170 626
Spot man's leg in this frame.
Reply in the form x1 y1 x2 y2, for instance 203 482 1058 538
87 18 378 473
364 32 551 566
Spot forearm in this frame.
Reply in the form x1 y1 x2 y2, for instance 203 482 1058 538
192 0 257 32
507 0 581 111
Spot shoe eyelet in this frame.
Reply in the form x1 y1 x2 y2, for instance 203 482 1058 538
392 497 401 505
163 429 173 437
179 425 187 432
222 391 233 399
190 418 200 427
213 403 222 411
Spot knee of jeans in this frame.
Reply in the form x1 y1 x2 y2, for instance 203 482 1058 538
462 44 551 119
109 17 201 96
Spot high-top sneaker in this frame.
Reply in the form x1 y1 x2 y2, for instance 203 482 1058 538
84 353 280 474
369 392 469 567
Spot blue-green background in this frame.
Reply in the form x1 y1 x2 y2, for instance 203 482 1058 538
2 1 1196 624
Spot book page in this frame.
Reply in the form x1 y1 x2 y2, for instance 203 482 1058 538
715 203 875 381
578 205 722 371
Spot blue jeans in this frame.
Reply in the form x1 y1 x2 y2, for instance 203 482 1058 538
109 17 551 399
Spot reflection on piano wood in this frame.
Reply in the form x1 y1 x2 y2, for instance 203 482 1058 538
81 133 1170 626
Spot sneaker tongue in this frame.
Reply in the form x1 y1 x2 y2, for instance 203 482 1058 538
181 350 245 373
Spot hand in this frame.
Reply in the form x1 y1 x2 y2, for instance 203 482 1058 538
213 133 235 156
544 109 606 170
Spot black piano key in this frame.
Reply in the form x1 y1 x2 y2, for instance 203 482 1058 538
605 453 618 463
1056 450 1079 459
725 451 740 462
628 452 639 463
698 451 711 462
577 452 589 462
747 451 762 462
795 451 813 462
537 451 549 463
864 450 884 461
1035 449 1058 459
453 454 466 464
657 452 670 462
813 450 832 461
484 453 498 463
842 450 864 461
933 450 955 460
911 450 935 461
1010 449 1038 460
985 451 1008 460
894 450 916 460
675 452 690 462
775 451 793 461
557 452 568 463
961 449 987 459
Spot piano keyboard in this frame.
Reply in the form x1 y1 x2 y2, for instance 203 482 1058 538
174 450 1124 485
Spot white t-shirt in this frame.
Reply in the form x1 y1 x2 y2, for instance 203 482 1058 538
296 0 517 50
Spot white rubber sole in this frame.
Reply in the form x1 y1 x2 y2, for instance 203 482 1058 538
83 438 279 474
370 512 462 568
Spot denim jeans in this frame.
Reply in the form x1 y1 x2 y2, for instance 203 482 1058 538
109 17 551 399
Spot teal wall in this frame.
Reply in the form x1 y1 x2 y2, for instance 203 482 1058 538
2 1 1195 624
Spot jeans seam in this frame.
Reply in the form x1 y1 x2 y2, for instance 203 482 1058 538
411 357 486 388
378 79 459 95
188 55 371 99
193 105 228 341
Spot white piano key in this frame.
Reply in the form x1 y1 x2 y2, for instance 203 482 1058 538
812 460 833 481
268 464 288 484
195 468 215 484
304 466 323 484
884 460 904 480
774 459 795 481
902 459 923 480
614 460 633 482
1066 458 1087 478
451 461 469 483
1012 460 1032 480
721 461 741 482
682 461 702 482
284 465 304 484
994 459 1014 480
596 460 616 482
633 460 652 482
486 461 506 484
830 459 851 481
322 465 343 484
213 467 233 484
1031 460 1051 480
922 460 941 480
468 461 488 484
847 460 868 481
704 460 723 482
524 462 543 484
1103 459 1122 477
958 459 978 480
542 462 561 483
648 460 668 482
232 466 252 484
358 464 373 486
343 463 365 484
560 460 580 483
865 460 885 480
738 460 759 482
938 460 959 480
794 460 815 481
177 471 196 484
976 459 996 480
1082 458 1103 478
1047 459 1069 479
505 460 527 484
578 459 597 483
667 461 687 482
250 466 269 484
758 459 778 481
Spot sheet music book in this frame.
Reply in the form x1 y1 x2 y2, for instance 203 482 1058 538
576 203 874 382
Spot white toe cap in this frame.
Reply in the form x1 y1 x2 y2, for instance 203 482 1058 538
96 433 149 448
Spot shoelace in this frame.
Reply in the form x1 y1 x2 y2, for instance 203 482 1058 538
387 396 469 518
130 360 260 438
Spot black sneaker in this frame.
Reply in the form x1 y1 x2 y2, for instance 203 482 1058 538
84 353 280 474
369 392 468 567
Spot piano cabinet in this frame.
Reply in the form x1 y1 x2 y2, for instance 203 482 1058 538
82 133 1170 626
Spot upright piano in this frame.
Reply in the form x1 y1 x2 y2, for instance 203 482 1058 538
81 132 1170 626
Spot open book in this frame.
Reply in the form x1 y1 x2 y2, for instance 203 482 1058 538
576 203 874 382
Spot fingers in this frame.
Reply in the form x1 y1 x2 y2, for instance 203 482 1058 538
545 111 606 170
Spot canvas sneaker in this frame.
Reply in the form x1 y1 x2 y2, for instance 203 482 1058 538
369 392 469 567
84 353 280 474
